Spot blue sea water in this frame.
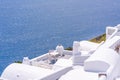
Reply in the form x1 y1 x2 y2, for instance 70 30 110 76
0 0 120 75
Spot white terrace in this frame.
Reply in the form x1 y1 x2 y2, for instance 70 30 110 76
1 24 120 80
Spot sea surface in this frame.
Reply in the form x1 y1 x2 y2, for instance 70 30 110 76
0 0 120 75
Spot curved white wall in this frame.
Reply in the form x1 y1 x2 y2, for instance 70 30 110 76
84 48 119 72
1 63 53 80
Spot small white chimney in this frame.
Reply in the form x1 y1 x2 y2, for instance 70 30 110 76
56 45 64 56
22 57 30 65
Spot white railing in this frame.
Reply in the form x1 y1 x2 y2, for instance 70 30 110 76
63 50 72 55
30 53 49 62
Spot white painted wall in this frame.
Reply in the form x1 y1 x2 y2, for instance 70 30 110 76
38 66 72 80
84 48 119 72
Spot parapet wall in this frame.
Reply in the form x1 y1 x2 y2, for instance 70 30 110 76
39 66 72 80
